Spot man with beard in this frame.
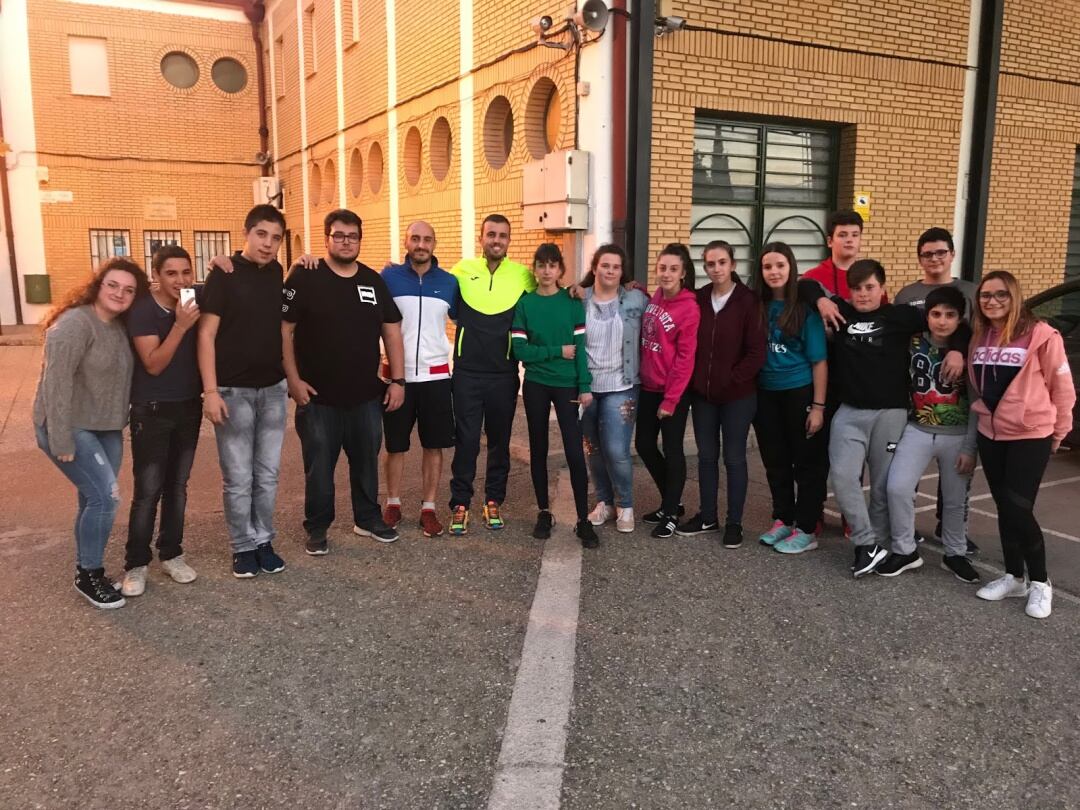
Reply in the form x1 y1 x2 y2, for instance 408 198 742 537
380 221 458 538
447 214 536 535
281 209 405 555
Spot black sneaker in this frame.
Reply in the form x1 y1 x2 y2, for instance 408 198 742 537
675 514 719 536
651 515 678 539
73 568 125 609
643 504 684 524
942 554 980 583
353 522 400 543
576 519 599 549
533 510 555 540
722 523 743 548
850 547 859 572
305 534 329 556
913 529 925 545
232 550 259 578
255 542 285 573
935 522 979 556
875 551 924 577
852 544 888 578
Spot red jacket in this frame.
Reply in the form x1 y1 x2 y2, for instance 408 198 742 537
690 281 766 404
804 257 888 303
640 288 700 412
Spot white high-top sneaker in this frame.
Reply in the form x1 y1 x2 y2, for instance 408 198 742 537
976 573 1030 601
1025 581 1052 619
588 502 615 526
615 507 635 533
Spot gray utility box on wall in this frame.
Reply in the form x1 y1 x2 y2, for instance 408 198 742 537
24 275 51 305
522 149 591 231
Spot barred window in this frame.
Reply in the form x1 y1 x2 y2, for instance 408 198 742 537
89 229 131 268
194 231 231 281
144 231 182 271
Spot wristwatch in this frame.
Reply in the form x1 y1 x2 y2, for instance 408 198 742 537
390 378 406 386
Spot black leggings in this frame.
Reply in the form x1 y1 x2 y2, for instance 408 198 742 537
635 389 690 515
522 380 589 521
976 434 1053 583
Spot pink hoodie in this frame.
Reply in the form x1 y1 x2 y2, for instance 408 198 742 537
640 288 700 413
968 320 1076 442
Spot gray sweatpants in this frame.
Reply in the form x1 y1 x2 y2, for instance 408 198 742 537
829 405 908 547
886 427 970 556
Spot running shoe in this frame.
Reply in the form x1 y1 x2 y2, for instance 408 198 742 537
774 529 818 555
759 520 793 547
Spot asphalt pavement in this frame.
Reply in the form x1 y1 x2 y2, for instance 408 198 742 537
2 344 1078 809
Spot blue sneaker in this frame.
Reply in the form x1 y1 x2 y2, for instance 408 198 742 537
759 520 793 547
774 529 819 554
232 550 259 578
254 542 285 573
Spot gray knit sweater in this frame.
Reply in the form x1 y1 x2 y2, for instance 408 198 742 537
33 305 134 457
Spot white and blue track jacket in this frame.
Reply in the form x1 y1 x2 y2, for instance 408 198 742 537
381 258 458 383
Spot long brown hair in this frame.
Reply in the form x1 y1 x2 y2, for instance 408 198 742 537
755 242 805 337
41 258 149 330
580 243 631 288
972 270 1036 347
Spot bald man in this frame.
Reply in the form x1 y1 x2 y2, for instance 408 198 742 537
380 222 459 537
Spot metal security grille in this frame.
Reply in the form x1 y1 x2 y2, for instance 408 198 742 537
89 229 131 268
1067 148 1080 281
690 116 839 283
144 231 182 272
194 231 231 281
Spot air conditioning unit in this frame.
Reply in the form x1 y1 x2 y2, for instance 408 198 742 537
253 176 283 209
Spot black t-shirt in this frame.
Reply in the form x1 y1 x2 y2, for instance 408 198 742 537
126 292 201 403
282 259 402 406
201 253 285 388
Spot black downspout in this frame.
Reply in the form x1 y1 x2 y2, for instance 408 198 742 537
961 0 1004 283
626 0 655 285
245 0 271 177
0 92 24 328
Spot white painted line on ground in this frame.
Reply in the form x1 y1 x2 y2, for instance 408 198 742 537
488 472 581 810
965 474 1080 504
968 507 1080 545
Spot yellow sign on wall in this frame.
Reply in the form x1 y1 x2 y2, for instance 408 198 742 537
853 192 871 222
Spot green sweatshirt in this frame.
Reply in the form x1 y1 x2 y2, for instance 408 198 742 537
511 288 592 392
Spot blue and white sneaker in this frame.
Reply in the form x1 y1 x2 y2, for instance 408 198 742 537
774 529 819 555
254 542 285 573
759 520 793 547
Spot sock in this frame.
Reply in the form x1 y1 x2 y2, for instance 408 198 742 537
421 501 435 511
387 497 401 506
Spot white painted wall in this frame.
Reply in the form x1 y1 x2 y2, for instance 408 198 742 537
951 0 982 277
385 0 399 253
1 0 50 324
576 3 614 277
458 0 475 255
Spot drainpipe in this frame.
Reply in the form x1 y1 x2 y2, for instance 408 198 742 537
961 0 1004 282
244 0 271 176
626 0 655 284
610 0 628 251
950 0 981 278
0 92 24 327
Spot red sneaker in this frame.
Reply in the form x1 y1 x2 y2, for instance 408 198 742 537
420 509 444 537
383 503 402 528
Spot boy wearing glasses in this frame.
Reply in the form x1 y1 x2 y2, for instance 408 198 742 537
281 209 405 555
894 227 979 554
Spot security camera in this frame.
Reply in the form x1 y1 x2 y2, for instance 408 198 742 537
655 15 686 36
255 151 273 166
530 15 555 34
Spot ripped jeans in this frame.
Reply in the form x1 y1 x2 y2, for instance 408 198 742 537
35 424 123 570
580 387 638 509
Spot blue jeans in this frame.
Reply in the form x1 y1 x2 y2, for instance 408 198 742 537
580 387 638 509
295 398 383 536
36 423 123 570
691 392 757 525
213 380 288 553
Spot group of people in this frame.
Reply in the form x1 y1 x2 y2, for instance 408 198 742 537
33 206 1074 620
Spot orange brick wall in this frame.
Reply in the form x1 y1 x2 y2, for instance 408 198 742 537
26 0 261 298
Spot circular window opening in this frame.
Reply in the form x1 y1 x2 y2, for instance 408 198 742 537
310 162 322 204
483 95 514 170
349 147 364 198
161 51 199 89
525 78 561 159
403 126 422 186
367 142 384 195
323 157 336 204
430 117 452 182
212 57 248 93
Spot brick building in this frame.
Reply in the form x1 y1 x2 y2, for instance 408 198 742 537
2 0 1079 324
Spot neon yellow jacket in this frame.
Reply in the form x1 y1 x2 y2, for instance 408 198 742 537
450 256 536 374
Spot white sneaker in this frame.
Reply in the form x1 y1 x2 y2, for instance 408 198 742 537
120 566 147 597
615 507 635 533
162 555 198 584
588 502 615 526
1025 581 1052 619
976 573 1030 601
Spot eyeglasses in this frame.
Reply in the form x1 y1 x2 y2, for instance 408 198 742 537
978 290 1011 302
330 232 361 244
919 249 951 261
103 280 137 296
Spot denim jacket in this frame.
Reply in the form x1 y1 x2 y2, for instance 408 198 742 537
584 286 648 387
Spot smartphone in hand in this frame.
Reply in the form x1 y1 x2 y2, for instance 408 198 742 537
179 287 196 307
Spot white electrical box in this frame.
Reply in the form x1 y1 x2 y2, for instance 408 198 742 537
522 149 590 231
253 176 283 209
